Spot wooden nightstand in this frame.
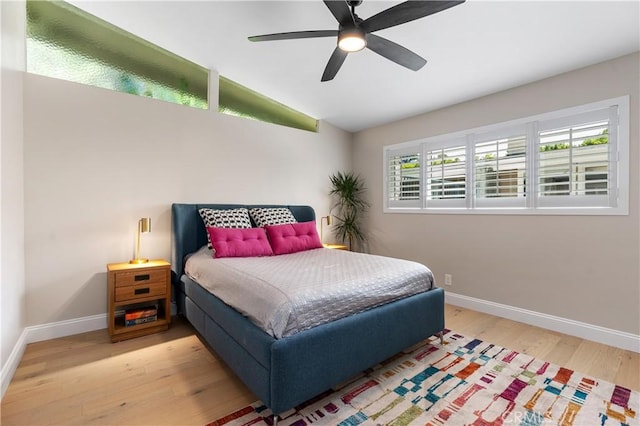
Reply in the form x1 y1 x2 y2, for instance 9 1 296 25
107 260 171 342
323 243 349 250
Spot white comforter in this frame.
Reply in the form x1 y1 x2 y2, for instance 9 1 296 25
185 246 434 338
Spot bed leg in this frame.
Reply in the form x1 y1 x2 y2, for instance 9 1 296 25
438 330 444 345
272 414 278 426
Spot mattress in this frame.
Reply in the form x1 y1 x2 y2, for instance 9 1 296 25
185 246 434 338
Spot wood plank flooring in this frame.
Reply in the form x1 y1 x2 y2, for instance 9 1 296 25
2 305 638 425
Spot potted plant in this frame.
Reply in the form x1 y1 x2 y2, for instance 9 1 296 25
329 172 369 251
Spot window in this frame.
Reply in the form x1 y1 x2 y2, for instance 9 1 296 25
383 97 629 215
473 128 527 208
218 77 318 133
386 147 421 208
26 0 318 132
27 0 209 109
425 141 466 208
537 109 613 208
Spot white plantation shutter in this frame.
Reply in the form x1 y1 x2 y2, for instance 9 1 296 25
383 97 627 215
537 107 614 208
385 146 421 208
425 142 467 208
473 128 527 208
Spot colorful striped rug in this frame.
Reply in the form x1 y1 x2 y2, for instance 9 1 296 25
207 329 638 426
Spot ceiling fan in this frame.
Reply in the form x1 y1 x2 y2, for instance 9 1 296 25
248 0 465 82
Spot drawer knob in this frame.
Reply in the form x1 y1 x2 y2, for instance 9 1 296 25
134 274 150 282
134 287 150 295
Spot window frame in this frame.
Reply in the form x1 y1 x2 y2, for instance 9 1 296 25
382 96 629 216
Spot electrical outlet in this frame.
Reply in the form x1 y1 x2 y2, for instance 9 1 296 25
444 274 452 286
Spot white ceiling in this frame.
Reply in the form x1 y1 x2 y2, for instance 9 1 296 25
69 1 639 133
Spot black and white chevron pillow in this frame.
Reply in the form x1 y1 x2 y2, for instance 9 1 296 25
199 208 252 249
249 207 297 228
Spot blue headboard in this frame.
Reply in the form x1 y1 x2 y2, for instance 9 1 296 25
171 203 316 281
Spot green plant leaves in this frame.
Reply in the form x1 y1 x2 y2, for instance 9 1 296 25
329 172 369 250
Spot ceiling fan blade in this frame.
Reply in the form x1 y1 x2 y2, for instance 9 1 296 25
363 0 464 33
323 0 354 26
249 30 338 42
321 47 348 82
366 33 426 71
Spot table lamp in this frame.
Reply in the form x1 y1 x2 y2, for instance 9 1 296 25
130 217 151 264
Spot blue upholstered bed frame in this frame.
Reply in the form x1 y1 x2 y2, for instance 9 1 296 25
171 203 445 416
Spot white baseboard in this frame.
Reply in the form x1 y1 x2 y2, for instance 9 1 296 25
1 314 107 399
25 313 107 344
1 328 28 399
445 291 640 353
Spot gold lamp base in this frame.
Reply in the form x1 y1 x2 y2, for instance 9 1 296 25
129 258 149 264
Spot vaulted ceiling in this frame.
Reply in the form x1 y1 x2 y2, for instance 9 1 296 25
69 1 640 132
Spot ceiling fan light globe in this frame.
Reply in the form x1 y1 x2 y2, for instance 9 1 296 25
338 31 366 52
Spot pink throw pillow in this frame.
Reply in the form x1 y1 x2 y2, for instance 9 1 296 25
207 227 273 258
265 221 323 255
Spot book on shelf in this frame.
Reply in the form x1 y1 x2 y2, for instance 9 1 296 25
125 304 158 321
125 314 157 327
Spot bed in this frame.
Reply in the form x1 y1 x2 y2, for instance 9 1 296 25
171 203 445 418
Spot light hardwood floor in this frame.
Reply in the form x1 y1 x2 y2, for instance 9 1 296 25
2 305 638 425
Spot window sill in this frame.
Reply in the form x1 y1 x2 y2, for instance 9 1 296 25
383 206 628 216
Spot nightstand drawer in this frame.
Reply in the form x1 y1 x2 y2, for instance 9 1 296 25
114 269 166 287
115 282 166 302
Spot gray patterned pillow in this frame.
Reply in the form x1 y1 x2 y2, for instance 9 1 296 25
249 207 297 228
199 208 252 248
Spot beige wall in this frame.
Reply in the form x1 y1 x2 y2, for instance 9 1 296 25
13 46 640 347
353 53 639 335
23 73 352 326
1 0 26 378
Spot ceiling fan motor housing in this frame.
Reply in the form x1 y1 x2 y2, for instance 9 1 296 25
338 26 366 52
